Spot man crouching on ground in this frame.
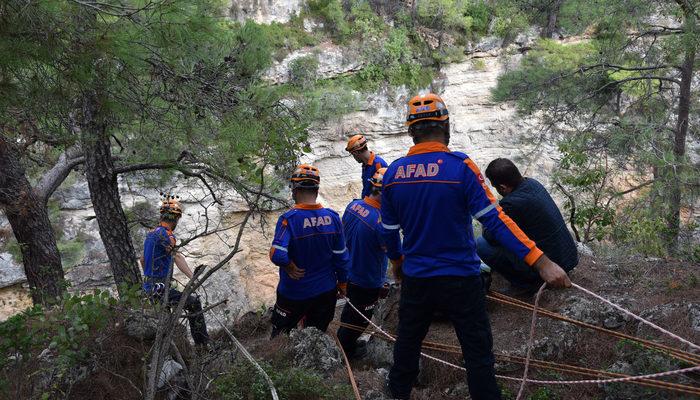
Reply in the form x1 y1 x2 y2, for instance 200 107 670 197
477 158 579 297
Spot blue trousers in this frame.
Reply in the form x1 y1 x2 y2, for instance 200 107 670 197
388 275 502 400
476 236 543 289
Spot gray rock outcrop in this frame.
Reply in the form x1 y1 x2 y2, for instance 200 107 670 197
289 327 343 375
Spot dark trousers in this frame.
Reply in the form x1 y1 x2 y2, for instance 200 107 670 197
153 287 209 345
337 283 381 356
389 275 501 400
476 236 544 289
270 288 337 337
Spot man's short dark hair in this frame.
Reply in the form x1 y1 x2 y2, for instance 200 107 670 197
294 187 319 196
485 158 523 188
408 120 449 140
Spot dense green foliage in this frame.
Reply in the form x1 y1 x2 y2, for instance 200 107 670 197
493 0 700 257
1 0 311 199
0 290 120 394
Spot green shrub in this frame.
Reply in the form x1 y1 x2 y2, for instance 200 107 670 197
349 0 384 39
465 0 492 36
307 0 351 41
529 387 560 400
472 58 487 70
289 55 320 89
304 85 360 122
213 362 351 400
0 291 116 375
255 20 318 60
58 240 85 269
610 206 669 257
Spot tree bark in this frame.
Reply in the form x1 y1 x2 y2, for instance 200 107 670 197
78 93 142 292
666 12 696 254
0 135 66 304
542 0 563 38
34 145 84 204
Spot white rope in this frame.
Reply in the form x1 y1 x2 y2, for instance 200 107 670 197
345 297 700 386
210 312 279 400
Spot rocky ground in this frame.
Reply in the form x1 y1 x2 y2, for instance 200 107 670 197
229 254 699 400
3 254 698 399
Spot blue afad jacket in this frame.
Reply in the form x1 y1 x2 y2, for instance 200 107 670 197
269 204 350 300
142 224 176 292
361 152 388 198
381 142 544 278
342 197 388 289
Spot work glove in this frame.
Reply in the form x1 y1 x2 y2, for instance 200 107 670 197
337 282 348 298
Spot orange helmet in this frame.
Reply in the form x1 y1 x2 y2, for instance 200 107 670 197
345 134 368 153
290 164 320 189
160 194 183 220
370 167 387 189
405 93 449 126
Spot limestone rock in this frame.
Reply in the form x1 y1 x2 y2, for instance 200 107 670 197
264 44 364 84
637 302 700 340
228 0 303 24
576 242 594 257
0 255 26 287
689 303 700 333
289 327 342 375
366 336 394 368
602 341 685 400
560 295 629 328
124 310 159 341
157 357 183 389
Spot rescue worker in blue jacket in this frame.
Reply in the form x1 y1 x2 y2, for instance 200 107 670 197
346 134 388 198
381 93 571 400
269 164 351 337
336 167 391 358
141 195 209 346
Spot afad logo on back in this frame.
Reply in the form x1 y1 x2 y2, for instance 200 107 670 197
303 215 332 229
394 163 440 179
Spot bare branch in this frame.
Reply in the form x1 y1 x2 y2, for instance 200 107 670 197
34 145 84 204
554 182 581 242
115 161 221 205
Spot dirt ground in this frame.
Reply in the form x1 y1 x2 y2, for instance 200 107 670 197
360 256 700 399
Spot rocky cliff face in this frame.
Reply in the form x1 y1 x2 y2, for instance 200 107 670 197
228 0 303 24
0 48 559 324
0 2 560 322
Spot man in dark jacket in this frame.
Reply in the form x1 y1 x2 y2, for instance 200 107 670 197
477 158 578 296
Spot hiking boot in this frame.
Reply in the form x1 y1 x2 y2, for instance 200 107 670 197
382 372 410 400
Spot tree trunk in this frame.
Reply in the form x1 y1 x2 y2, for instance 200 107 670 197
0 136 66 304
78 93 142 292
666 14 696 254
542 0 563 38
